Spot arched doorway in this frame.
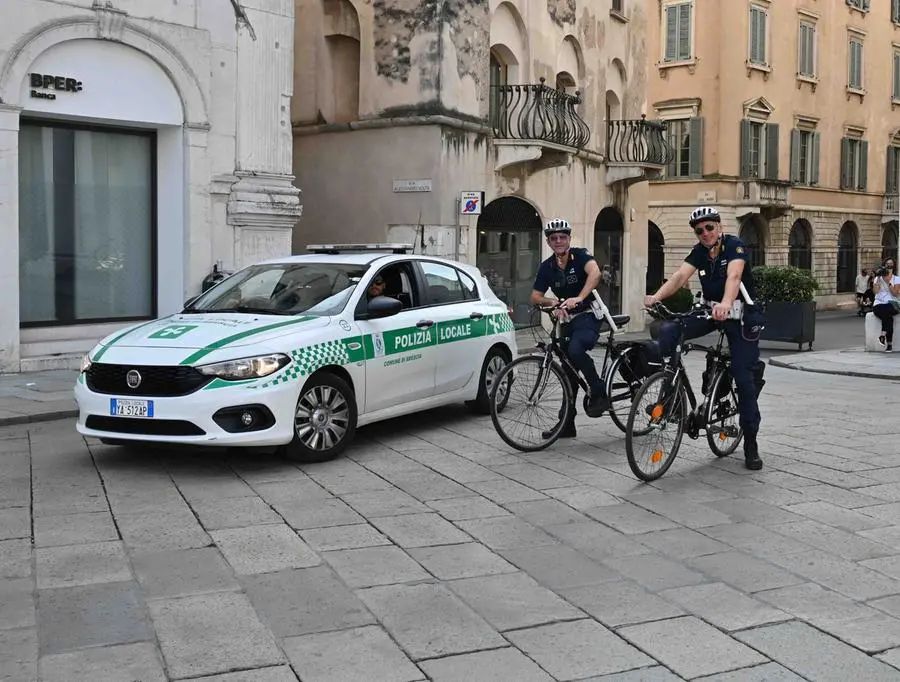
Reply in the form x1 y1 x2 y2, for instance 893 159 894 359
837 221 859 293
788 219 813 271
883 221 899 265
477 197 542 327
594 207 624 314
647 221 665 294
739 215 767 268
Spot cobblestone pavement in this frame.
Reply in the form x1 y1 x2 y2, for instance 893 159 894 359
3 362 900 681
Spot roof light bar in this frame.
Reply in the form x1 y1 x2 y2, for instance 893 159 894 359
306 243 414 255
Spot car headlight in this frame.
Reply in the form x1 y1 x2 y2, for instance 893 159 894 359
80 354 92 374
196 354 290 381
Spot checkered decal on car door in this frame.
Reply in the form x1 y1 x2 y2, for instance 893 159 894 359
257 337 364 388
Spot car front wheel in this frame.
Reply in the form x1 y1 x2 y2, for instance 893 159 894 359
281 372 357 463
468 345 511 414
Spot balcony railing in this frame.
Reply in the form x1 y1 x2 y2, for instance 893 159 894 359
740 179 791 206
606 117 673 166
884 193 899 216
490 78 591 149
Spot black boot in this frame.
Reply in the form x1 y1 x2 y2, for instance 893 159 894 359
542 422 576 439
744 433 762 470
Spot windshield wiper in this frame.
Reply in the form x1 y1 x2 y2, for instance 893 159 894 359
180 306 293 316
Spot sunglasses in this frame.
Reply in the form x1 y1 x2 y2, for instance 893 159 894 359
693 223 718 235
372 279 385 286
548 234 569 242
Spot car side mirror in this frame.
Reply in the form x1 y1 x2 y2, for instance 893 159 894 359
358 295 403 320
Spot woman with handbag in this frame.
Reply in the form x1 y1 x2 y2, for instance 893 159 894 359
872 258 900 352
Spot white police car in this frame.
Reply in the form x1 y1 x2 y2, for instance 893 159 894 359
74 244 517 462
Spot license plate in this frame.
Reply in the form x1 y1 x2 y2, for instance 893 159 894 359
110 399 154 418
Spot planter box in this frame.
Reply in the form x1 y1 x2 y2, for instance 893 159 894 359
760 300 816 351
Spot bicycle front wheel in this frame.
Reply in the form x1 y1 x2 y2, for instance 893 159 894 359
490 355 573 452
705 368 743 457
625 371 686 481
606 346 641 434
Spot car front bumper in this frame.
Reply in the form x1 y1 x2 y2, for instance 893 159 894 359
74 375 299 447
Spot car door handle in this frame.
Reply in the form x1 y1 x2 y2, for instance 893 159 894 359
416 320 434 329
469 312 484 320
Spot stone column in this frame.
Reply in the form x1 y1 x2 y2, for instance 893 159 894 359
0 104 22 372
228 0 302 267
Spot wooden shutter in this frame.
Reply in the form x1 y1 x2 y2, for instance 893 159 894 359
665 6 677 61
894 0 900 23
810 132 820 186
765 123 779 180
840 138 850 189
859 140 868 191
790 129 801 183
750 7 766 65
887 146 898 194
798 23 814 76
688 117 704 178
740 120 752 178
894 51 900 99
678 3 692 60
849 40 863 88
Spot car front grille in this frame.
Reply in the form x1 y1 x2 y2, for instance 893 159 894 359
85 415 206 436
86 363 211 397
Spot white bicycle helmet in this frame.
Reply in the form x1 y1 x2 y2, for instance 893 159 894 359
689 206 721 227
544 218 572 236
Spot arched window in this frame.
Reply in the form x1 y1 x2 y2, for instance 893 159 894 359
788 219 812 271
647 222 665 294
323 0 360 124
883 221 899 266
836 222 858 293
739 216 767 268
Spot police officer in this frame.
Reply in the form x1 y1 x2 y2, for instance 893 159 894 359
531 218 610 438
643 206 763 470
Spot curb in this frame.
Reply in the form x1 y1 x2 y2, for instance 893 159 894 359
767 357 900 382
0 409 78 428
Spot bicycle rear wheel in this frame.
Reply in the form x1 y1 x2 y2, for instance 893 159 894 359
705 368 743 457
490 355 572 452
606 346 641 434
625 371 686 481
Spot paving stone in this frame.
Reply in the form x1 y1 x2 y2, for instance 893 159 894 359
0 476 31 509
383 470 473 501
358 582 506 660
688 551 805 593
408 543 517 580
783 500 889 532
702 498 806 528
455 516 558 550
637 527 731 559
854 482 900 503
0 577 35 630
545 521 652 561
38 582 153 655
801 483 886 509
116 511 212 552
303 460 394 495
0 507 29 540
499 544 620 590
877 648 900 673
768 548 900 600
252 479 333 504
33 512 118 547
505 499 589 527
603 553 707 592
402 449 501 484
36 541 131 589
584 667 684 681
283 625 422 682
1 538 33 578
191 496 282 530
814 613 900 653
447 571 583 631
0 628 37 682
274 498 365 529
132 547 240 599
735 620 900 682
426 495 510 520
489 462 579 489
561 579 685 627
695 662 807 681
625 492 734 529
859 502 900 524
242 566 375 637
420 647 553 682
755 582 880 625
370 512 472 547
770 520 895 561
324 545 431 588
190 666 299 682
544 485 623 510
859 525 900 550
585 502 680 535
38 642 167 682
506 619 654 680
465 478 548 504
340 488 430 517
619 616 767 679
298 523 391 551
149 592 284 679
659 582 791 631
211 524 320 575
106 487 188 516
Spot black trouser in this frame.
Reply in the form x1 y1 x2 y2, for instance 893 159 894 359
657 317 761 436
560 313 604 423
873 303 898 342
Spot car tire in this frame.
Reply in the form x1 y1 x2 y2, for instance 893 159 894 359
281 372 357 464
468 345 511 415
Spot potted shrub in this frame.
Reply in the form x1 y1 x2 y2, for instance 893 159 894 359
752 265 819 351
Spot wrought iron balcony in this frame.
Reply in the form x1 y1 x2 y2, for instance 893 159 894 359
606 117 673 167
490 78 591 149
884 193 899 218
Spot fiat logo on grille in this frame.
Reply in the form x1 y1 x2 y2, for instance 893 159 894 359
126 370 142 389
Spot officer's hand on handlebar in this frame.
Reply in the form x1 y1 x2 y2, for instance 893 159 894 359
712 302 730 321
561 297 582 310
643 294 658 308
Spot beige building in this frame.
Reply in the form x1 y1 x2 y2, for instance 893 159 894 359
646 0 900 306
292 0 668 328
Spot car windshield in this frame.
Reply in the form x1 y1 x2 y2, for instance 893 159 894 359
184 263 368 316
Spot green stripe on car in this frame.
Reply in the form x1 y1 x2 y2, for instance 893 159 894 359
180 316 315 365
91 318 171 362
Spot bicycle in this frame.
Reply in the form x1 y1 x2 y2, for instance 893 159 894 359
624 301 745 481
489 291 653 452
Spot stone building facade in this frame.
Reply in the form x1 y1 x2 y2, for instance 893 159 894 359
0 0 302 372
293 0 665 328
